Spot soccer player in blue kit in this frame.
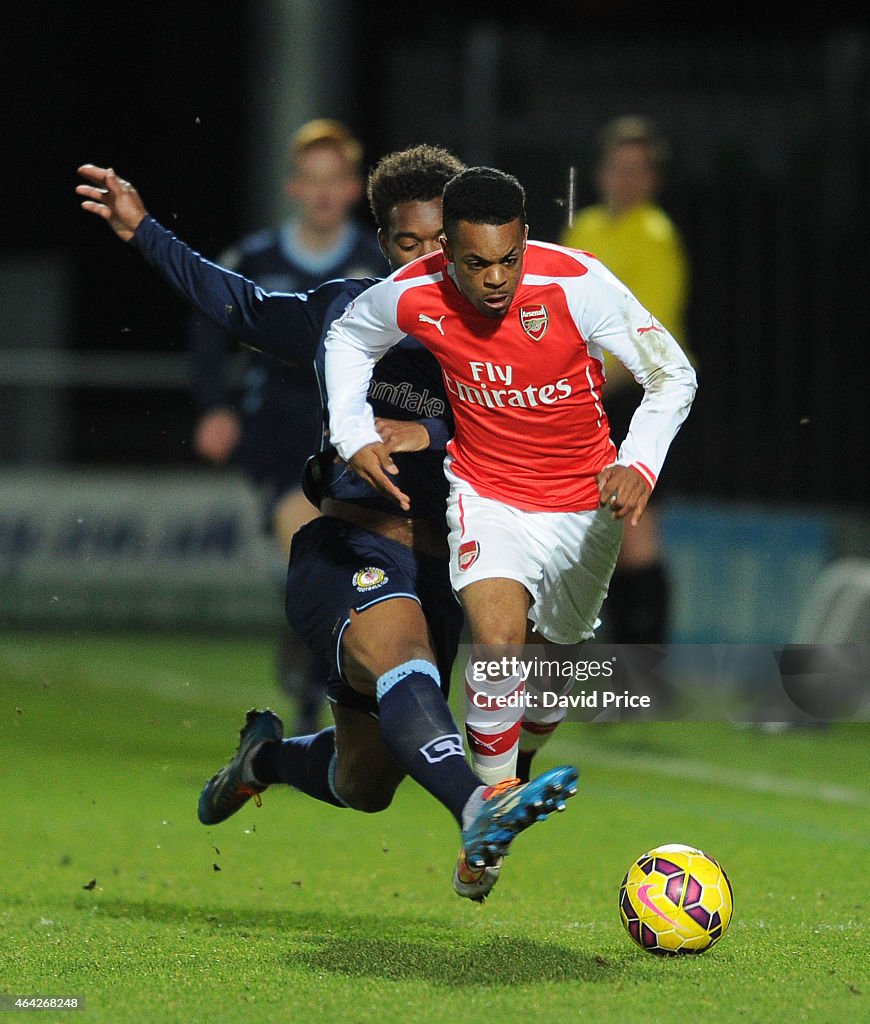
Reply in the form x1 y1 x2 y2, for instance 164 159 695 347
77 147 578 899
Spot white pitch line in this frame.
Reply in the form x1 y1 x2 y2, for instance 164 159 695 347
546 742 870 809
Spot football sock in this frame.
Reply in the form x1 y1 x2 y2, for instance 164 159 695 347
460 785 488 831
251 728 347 807
519 705 566 755
516 748 535 785
464 663 524 785
376 659 481 824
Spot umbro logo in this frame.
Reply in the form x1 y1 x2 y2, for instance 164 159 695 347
418 313 446 335
419 733 465 763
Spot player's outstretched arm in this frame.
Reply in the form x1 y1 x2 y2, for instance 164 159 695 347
76 163 363 365
76 165 147 242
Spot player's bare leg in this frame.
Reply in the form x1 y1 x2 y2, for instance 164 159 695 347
340 596 437 696
329 705 406 812
460 577 532 647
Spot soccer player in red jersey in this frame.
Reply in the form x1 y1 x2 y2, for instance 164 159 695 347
325 166 697 797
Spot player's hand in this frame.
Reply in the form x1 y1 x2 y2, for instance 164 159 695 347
348 442 411 512
193 409 241 464
373 417 430 454
596 464 652 526
76 164 147 242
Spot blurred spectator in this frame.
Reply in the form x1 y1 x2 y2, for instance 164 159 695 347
562 115 692 643
188 119 384 731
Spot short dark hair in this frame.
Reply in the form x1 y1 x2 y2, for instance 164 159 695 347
442 167 526 234
366 145 465 229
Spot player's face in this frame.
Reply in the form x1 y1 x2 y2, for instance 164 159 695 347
379 199 445 271
287 145 362 233
441 218 527 318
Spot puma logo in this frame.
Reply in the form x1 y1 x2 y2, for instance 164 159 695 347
418 313 446 335
637 319 663 336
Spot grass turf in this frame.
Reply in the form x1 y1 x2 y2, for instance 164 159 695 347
1 631 867 1023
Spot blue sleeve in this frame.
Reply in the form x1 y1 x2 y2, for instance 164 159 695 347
130 216 377 366
418 417 451 451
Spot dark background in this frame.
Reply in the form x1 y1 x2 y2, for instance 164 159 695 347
4 2 868 509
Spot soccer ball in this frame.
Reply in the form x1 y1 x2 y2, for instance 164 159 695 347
619 843 734 956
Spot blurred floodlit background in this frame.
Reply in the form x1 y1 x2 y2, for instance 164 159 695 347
2 1 868 645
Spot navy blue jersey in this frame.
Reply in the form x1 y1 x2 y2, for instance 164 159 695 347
187 219 384 498
132 216 452 524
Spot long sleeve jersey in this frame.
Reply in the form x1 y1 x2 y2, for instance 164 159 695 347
131 216 453 521
324 240 697 513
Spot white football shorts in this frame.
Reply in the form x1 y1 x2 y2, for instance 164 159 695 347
445 463 623 644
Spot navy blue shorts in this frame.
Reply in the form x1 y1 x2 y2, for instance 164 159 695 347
284 517 462 717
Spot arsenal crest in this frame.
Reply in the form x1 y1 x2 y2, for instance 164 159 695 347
519 304 549 341
458 540 480 572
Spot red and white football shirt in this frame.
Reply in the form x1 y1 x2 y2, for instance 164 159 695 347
325 241 696 513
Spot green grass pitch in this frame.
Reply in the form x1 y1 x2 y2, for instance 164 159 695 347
1 632 867 1023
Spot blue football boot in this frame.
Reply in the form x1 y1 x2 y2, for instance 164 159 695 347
460 765 579 870
198 709 283 825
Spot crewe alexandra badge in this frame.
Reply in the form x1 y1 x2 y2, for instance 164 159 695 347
519 304 549 341
352 567 388 592
458 540 480 572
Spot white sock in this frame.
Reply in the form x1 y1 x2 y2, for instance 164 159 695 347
460 785 488 831
464 663 524 785
519 716 564 758
519 679 569 761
